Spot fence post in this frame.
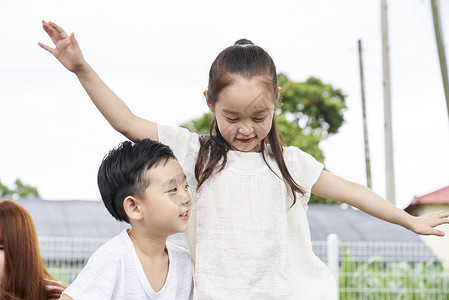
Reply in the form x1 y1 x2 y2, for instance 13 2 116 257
327 233 339 298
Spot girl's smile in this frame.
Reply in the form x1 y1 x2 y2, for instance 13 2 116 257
207 76 276 152
237 137 254 144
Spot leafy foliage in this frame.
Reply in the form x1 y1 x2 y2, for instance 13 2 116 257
278 73 346 136
182 113 214 136
0 178 40 198
181 74 347 204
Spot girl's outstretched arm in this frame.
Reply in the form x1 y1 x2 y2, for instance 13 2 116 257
39 21 157 142
311 170 449 236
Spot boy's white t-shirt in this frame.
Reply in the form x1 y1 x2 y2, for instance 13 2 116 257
158 124 338 300
62 228 193 300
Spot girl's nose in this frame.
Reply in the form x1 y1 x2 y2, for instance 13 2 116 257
239 126 254 135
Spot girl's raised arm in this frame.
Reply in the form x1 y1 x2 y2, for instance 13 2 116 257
39 21 158 142
311 170 449 236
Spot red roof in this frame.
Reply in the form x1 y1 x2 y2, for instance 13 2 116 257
410 185 449 205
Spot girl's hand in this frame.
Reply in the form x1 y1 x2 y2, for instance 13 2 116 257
38 21 86 73
409 211 449 236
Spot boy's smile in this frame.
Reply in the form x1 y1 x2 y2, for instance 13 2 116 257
139 158 192 235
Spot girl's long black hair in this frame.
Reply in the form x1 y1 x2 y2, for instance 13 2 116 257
194 39 305 207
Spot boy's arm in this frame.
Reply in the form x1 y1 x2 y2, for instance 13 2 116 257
39 21 157 142
60 295 73 300
311 170 449 236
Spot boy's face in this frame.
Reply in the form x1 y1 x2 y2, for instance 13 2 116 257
138 158 191 236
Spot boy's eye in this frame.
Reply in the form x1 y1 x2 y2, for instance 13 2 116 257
168 187 178 193
185 184 190 189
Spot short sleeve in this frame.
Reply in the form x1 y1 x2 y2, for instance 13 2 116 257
284 146 324 207
62 246 121 300
158 124 200 187
158 124 200 166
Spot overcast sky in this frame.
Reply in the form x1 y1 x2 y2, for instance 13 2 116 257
1 0 448 209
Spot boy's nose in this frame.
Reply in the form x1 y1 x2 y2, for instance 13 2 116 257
180 191 192 207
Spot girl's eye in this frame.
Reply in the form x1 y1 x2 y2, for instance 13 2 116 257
225 117 239 123
253 116 267 122
0 246 4 251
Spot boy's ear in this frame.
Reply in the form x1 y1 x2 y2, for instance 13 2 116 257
204 90 215 113
123 196 143 221
277 87 282 100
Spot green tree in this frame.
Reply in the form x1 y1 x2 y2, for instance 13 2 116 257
181 74 346 204
0 178 40 198
277 74 346 137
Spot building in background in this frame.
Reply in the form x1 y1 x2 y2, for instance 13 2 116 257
405 185 449 269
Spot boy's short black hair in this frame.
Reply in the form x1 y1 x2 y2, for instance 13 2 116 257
97 139 176 223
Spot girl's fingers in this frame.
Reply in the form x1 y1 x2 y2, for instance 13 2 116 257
42 20 67 44
438 211 449 218
48 21 68 38
425 211 449 221
434 218 449 227
42 21 59 45
42 21 53 37
70 33 78 46
432 229 445 237
37 42 55 54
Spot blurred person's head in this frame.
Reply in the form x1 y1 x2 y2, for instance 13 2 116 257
0 200 65 300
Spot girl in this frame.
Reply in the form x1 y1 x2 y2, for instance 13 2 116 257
0 200 66 300
39 21 449 299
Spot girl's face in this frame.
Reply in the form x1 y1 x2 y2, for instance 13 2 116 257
208 77 277 152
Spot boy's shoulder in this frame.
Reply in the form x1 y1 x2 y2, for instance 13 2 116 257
62 229 136 299
89 228 131 263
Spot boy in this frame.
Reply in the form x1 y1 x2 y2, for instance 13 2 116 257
61 139 193 299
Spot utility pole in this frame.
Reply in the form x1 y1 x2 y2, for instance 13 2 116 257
358 40 372 189
381 0 396 205
430 0 449 126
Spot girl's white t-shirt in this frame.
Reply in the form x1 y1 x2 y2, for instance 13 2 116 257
158 124 337 300
62 228 193 300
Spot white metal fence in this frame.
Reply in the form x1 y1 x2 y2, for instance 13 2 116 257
314 236 449 299
39 236 110 284
39 235 449 299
